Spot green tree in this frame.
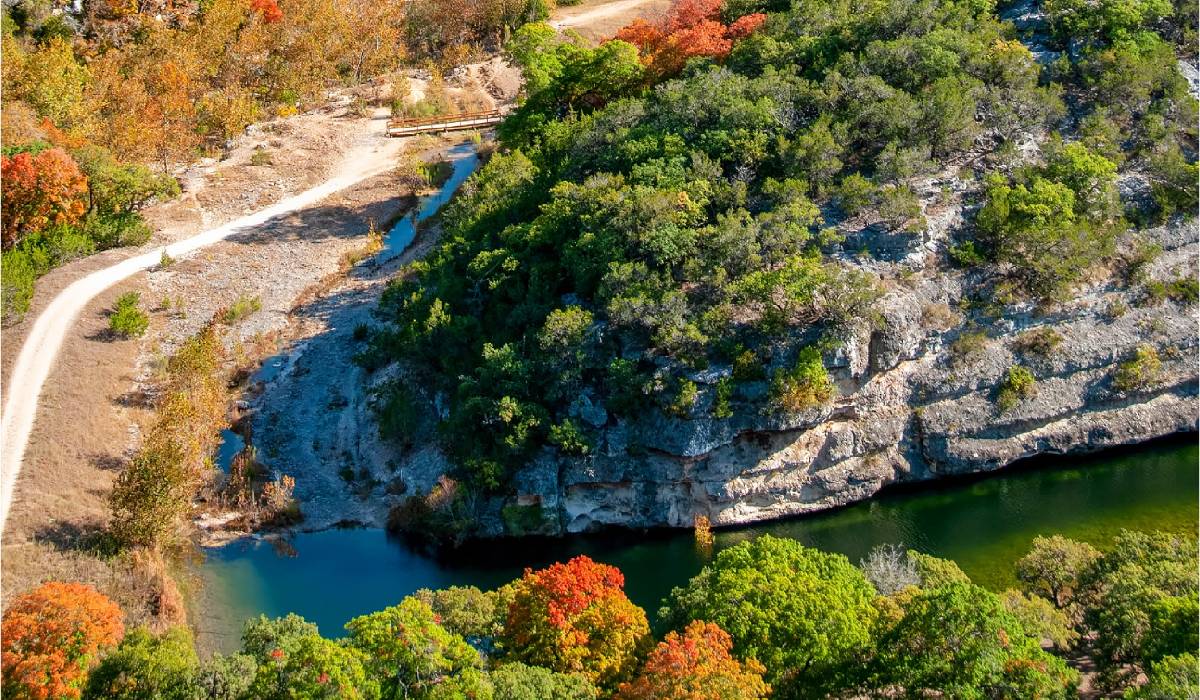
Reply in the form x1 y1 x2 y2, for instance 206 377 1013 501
872 583 1079 698
192 653 257 700
660 536 878 696
907 550 971 588
344 597 483 699
488 662 596 700
1123 654 1200 700
243 615 378 700
1081 531 1199 688
1015 535 1101 609
976 174 1113 300
82 626 198 700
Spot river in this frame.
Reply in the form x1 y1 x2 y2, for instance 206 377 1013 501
195 437 1197 651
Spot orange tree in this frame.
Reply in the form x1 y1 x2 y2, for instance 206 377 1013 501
502 555 650 690
614 0 766 80
615 620 770 700
1 582 125 700
0 147 88 250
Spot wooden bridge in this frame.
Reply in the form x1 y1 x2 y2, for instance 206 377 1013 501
387 109 505 137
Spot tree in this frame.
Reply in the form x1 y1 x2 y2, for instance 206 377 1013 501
1081 530 1198 688
872 583 1079 698
660 536 878 697
999 590 1077 650
975 174 1113 300
1 147 87 249
614 621 770 700
488 662 596 700
768 346 834 413
859 544 921 595
1015 535 1101 609
1123 654 1200 700
344 597 483 699
1 582 125 700
1043 140 1121 222
82 626 198 700
192 653 257 700
907 550 971 588
412 586 503 647
242 615 379 700
503 556 650 690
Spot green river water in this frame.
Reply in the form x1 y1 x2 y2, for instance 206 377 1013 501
197 437 1197 650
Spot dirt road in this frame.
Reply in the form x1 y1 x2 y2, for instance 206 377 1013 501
0 135 405 530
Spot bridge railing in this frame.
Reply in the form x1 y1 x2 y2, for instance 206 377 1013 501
386 109 505 136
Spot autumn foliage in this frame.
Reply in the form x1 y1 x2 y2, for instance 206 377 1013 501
0 147 88 250
249 0 284 23
615 621 771 700
503 555 650 690
614 0 766 79
1 582 125 700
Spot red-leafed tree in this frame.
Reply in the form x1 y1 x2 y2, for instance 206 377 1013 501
1 147 88 250
613 0 767 80
615 621 771 700
250 0 284 23
503 555 650 690
1 582 125 700
727 13 767 38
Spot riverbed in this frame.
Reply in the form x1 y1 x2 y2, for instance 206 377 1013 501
195 437 1197 651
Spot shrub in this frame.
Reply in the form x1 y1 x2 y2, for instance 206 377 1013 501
1013 327 1063 357
109 291 149 338
668 378 699 417
1 582 125 700
712 376 734 418
949 330 988 363
996 365 1036 413
768 347 833 413
1 147 88 250
1112 345 1162 393
218 294 262 324
548 418 591 455
249 149 273 166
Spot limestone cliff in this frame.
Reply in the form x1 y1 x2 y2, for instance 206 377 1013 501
486 216 1199 535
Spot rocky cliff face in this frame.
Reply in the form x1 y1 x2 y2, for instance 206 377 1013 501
262 207 1196 538
486 216 1199 535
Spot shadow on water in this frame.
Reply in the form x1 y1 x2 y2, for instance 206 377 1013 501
198 434 1197 649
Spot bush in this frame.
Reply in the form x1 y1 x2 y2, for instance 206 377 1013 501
1013 327 1064 357
1112 345 1163 392
109 291 149 338
768 347 833 413
996 365 1036 413
249 149 273 166
218 294 262 324
949 330 988 363
548 418 591 455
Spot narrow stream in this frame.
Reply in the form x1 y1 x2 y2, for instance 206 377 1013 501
381 141 480 259
197 438 1197 651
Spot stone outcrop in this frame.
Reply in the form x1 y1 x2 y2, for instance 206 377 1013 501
485 217 1199 535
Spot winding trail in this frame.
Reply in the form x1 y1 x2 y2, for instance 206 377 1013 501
0 137 403 531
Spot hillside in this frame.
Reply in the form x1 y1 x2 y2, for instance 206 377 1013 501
352 0 1199 538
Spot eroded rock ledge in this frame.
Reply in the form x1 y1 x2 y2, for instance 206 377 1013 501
489 218 1199 536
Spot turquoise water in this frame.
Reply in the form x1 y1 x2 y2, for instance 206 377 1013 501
197 438 1197 650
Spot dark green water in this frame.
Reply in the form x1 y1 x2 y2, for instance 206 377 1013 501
197 438 1197 650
